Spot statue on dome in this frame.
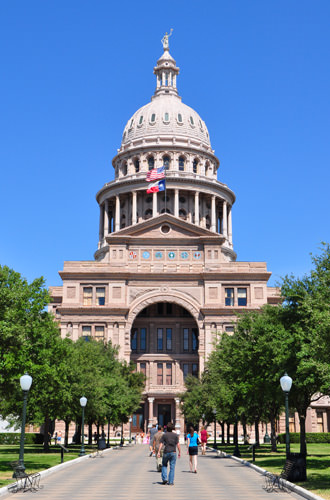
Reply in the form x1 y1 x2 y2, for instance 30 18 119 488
161 29 173 50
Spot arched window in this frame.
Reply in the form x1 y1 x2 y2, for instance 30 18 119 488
148 157 155 170
145 209 152 219
179 209 187 220
164 112 169 122
138 115 143 125
163 155 170 170
161 208 171 214
178 156 185 171
122 162 127 176
134 158 140 173
177 113 183 123
193 159 198 174
150 113 156 123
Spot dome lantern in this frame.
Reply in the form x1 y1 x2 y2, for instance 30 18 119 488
153 30 180 97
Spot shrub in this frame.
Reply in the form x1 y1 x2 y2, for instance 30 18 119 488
0 433 43 445
277 432 330 444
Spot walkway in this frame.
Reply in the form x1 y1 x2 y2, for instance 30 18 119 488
9 445 304 500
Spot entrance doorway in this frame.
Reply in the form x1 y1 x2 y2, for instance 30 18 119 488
158 404 171 427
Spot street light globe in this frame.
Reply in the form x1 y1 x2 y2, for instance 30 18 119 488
213 408 217 415
80 396 87 407
280 373 293 393
20 374 32 391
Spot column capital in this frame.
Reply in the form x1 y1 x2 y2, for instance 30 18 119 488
148 397 155 403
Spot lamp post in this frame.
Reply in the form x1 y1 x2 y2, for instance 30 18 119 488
18 374 33 472
213 408 217 449
79 396 87 456
107 408 111 448
280 373 292 457
129 417 132 443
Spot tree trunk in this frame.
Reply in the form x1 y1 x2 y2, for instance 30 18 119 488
270 417 277 452
242 416 249 444
88 422 93 445
43 415 51 452
221 421 225 444
64 419 70 447
299 412 307 455
254 419 260 447
226 422 231 444
76 421 82 445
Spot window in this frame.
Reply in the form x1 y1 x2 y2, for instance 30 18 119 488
179 209 187 220
238 288 247 306
140 362 146 377
192 363 198 378
96 287 105 305
225 325 235 334
289 414 296 433
177 113 183 123
225 288 234 306
145 209 152 219
190 116 194 126
129 119 134 128
183 328 189 351
157 363 163 385
157 303 164 315
192 328 198 351
82 326 91 340
166 328 172 350
164 112 169 122
148 156 155 170
122 162 127 176
178 156 185 171
183 363 189 380
157 328 163 351
95 326 105 339
163 155 170 170
166 363 172 385
140 328 146 351
134 159 140 173
193 159 198 173
131 329 137 351
166 303 172 315
83 287 93 305
317 411 324 432
150 113 156 123
138 115 143 125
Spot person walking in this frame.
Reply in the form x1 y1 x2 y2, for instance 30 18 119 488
149 424 157 456
200 426 208 455
157 422 181 485
186 426 199 473
153 425 164 471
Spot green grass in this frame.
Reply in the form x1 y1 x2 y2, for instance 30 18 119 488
0 443 115 488
213 442 330 500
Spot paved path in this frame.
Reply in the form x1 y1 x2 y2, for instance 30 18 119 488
10 445 304 500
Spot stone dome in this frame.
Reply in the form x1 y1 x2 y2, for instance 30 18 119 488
120 46 212 150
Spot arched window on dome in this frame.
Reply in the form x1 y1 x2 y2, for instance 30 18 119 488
164 112 169 123
150 113 156 124
163 155 170 170
161 208 172 214
177 113 183 123
145 209 152 220
178 156 185 172
179 209 187 220
134 158 140 173
148 156 155 171
138 115 144 125
122 162 127 176
193 159 198 174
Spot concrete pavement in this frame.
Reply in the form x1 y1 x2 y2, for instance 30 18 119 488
4 445 310 500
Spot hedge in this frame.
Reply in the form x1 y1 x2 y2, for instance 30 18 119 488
0 433 44 445
277 432 330 444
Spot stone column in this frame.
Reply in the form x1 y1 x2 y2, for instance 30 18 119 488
194 192 199 225
222 200 228 239
132 191 137 225
148 397 155 429
104 199 109 237
211 195 216 232
174 189 179 217
228 205 233 245
153 192 157 217
175 398 181 432
115 195 120 232
99 204 104 243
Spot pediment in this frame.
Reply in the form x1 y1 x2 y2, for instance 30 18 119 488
105 214 224 241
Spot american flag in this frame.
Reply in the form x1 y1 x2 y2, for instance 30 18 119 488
146 166 165 182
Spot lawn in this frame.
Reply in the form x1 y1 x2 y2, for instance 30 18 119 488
214 442 330 500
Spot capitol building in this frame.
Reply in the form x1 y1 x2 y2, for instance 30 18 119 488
50 37 328 437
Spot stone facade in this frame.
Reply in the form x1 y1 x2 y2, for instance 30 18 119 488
49 41 328 439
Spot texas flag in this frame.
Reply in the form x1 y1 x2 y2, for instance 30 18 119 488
146 179 166 193
146 166 165 181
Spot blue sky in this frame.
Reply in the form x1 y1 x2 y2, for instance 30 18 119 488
0 0 329 288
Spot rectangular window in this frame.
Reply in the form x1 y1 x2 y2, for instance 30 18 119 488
225 325 235 334
192 363 198 378
225 287 234 306
157 363 163 385
131 329 137 351
83 287 93 305
166 328 172 350
166 363 172 385
140 328 146 351
183 328 189 351
238 288 247 306
183 363 189 380
95 326 104 339
96 287 105 305
140 362 146 377
157 328 163 351
192 328 198 351
82 326 91 340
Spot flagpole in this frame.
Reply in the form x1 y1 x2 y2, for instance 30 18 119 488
164 164 167 214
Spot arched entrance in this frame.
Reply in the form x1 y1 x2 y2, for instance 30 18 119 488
130 301 199 434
